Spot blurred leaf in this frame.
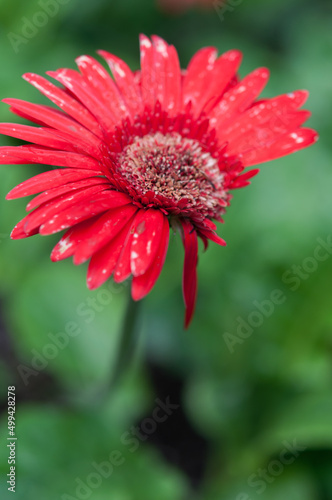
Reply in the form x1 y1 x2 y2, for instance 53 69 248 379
0 403 188 500
6 262 126 393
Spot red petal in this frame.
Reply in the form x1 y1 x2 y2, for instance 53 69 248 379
0 145 101 170
180 219 198 328
139 34 155 109
164 44 181 116
47 69 116 135
211 68 270 130
0 123 83 153
39 191 131 235
26 177 108 211
98 51 142 116
22 73 103 138
131 215 169 300
113 209 162 284
24 184 110 233
50 218 99 261
227 110 311 157
240 128 319 167
224 92 311 154
199 233 209 251
229 168 260 189
86 219 133 289
182 47 218 111
3 98 101 149
130 208 166 277
0 155 28 165
254 90 309 111
197 227 227 246
197 50 243 115
6 168 97 199
11 218 38 239
149 36 182 117
73 204 138 265
113 216 137 283
76 55 128 122
151 36 168 107
200 218 217 232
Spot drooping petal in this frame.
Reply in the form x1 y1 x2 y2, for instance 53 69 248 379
199 218 217 232
197 226 227 246
113 214 138 283
86 219 133 289
50 218 100 261
131 215 169 300
198 233 209 251
130 208 166 277
73 204 138 265
180 219 198 328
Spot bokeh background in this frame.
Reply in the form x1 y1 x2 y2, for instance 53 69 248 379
0 0 332 498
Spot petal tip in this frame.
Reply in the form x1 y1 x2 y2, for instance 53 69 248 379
5 191 15 200
139 34 152 48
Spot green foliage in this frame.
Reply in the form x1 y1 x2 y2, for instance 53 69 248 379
0 0 332 498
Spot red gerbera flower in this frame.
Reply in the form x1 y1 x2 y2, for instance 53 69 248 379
0 36 317 327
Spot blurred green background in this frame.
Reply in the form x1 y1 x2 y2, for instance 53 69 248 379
0 0 332 498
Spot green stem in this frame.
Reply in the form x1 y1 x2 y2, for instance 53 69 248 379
110 291 142 390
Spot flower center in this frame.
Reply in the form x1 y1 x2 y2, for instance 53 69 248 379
118 132 228 218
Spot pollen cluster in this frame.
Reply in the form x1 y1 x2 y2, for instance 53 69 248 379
118 132 228 218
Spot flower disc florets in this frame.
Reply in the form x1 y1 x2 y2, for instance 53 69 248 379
117 132 228 220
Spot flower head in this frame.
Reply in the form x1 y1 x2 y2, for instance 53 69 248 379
0 35 317 327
